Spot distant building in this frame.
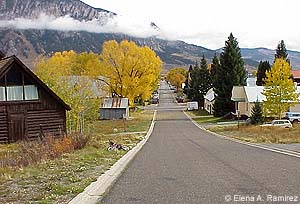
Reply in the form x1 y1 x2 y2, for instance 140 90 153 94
231 86 265 117
0 55 70 143
231 86 300 117
292 70 300 85
204 88 215 114
99 98 129 120
66 76 110 99
246 77 257 86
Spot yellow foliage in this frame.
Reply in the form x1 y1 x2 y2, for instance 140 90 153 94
166 67 187 89
263 58 299 118
35 51 102 132
99 40 162 104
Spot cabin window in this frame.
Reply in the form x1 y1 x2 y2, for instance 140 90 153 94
7 86 23 101
24 85 38 100
0 66 39 102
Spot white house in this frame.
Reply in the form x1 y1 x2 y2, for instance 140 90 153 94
203 78 257 115
204 88 215 114
231 86 300 117
231 86 265 117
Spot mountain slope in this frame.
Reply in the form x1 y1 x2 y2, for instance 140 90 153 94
0 28 215 70
0 0 114 20
1 0 300 71
241 48 300 69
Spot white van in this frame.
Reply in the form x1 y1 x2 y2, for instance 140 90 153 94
187 102 198 111
285 112 300 124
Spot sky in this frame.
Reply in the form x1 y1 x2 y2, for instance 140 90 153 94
80 0 300 51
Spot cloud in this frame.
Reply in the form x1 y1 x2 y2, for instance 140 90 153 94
1 11 300 52
0 13 161 39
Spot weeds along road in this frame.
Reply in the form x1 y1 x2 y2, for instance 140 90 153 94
102 81 300 204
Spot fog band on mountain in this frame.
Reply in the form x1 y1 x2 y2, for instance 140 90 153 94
0 13 161 39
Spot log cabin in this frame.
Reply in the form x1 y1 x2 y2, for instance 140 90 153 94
0 55 70 143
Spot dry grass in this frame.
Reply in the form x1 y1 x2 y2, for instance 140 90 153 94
88 109 153 134
0 133 89 172
0 109 154 204
209 125 300 144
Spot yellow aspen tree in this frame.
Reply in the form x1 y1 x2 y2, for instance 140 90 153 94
35 51 102 132
166 67 187 90
99 40 162 105
263 58 299 118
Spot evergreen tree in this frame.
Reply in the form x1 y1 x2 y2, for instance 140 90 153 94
275 40 288 61
210 53 220 88
184 64 193 94
256 61 271 86
250 100 264 124
213 33 247 117
198 54 212 107
188 62 202 102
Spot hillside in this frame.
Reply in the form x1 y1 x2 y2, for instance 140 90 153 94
241 48 300 69
1 0 300 71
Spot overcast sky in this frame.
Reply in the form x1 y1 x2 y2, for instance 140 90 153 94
81 0 300 51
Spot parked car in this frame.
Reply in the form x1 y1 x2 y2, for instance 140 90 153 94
175 95 184 103
285 112 300 124
151 94 159 104
260 119 293 128
187 101 198 111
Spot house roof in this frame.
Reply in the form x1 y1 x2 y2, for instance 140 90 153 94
232 86 246 102
0 55 71 110
101 98 128 109
63 76 109 98
204 88 215 101
246 77 257 86
0 57 12 73
244 86 266 102
292 70 300 79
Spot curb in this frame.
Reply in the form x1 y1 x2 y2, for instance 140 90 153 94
68 110 157 204
183 111 300 159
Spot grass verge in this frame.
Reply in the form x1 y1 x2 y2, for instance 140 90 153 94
0 109 154 204
185 110 228 123
208 125 300 144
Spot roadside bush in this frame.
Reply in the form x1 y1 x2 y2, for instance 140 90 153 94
70 133 90 150
0 133 90 170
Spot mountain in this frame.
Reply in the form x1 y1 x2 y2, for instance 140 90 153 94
240 48 300 69
0 28 215 71
1 0 300 72
0 0 214 71
0 0 115 20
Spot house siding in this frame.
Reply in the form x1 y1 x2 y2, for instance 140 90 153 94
290 104 300 112
0 56 69 143
27 109 65 139
100 108 127 120
0 109 8 143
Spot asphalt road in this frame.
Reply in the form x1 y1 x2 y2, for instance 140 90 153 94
102 81 300 204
